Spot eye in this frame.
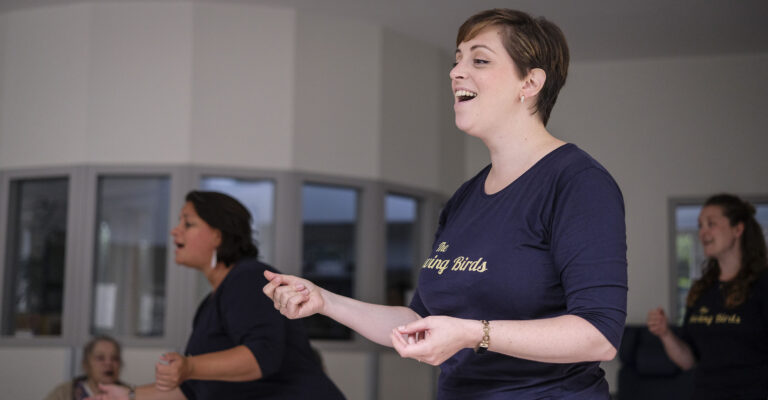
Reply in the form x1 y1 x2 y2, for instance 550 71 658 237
473 58 489 65
185 222 192 229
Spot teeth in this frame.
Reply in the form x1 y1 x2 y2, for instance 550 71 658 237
454 89 477 98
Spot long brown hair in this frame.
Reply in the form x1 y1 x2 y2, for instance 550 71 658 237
687 194 767 308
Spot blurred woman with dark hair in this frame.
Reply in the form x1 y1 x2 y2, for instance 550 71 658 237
91 191 343 400
46 335 128 400
648 193 768 399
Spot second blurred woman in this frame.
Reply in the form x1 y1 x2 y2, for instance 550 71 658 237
648 193 768 399
92 191 344 400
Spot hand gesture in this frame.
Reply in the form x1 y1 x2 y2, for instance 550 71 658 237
263 270 323 319
84 383 129 400
647 307 670 338
390 316 476 366
155 352 191 391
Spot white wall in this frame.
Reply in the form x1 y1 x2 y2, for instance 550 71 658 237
379 29 441 191
0 1 458 193
293 12 382 180
87 2 193 164
0 3 91 167
0 347 70 399
379 351 437 400
190 3 296 169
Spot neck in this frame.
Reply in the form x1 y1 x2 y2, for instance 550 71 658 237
717 248 742 281
85 378 99 394
481 118 563 194
204 262 232 291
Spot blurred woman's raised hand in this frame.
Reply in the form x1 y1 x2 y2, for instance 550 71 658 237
647 307 670 337
263 270 324 319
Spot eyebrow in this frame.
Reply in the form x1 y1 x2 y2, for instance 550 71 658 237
455 44 497 55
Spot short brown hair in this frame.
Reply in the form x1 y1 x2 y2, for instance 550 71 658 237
457 9 569 125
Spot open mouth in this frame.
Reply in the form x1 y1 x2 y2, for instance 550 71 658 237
455 89 477 102
175 242 185 250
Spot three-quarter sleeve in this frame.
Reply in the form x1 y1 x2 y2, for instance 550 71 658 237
551 167 628 349
219 266 288 378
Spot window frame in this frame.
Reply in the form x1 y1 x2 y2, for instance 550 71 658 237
0 166 82 347
0 164 446 354
79 165 189 348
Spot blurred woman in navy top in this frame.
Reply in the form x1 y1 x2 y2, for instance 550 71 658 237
90 191 344 400
264 9 627 399
648 194 768 399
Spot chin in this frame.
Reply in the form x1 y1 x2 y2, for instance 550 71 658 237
454 120 477 136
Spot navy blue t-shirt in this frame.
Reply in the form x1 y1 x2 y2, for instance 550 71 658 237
180 258 345 400
681 271 768 399
410 144 628 399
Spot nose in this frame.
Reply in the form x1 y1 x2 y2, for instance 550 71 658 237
449 61 465 81
170 223 180 237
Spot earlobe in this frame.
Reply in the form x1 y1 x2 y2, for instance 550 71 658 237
213 229 223 246
522 68 547 98
735 223 745 238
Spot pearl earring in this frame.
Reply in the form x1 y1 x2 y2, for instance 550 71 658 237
520 95 525 103
210 251 217 269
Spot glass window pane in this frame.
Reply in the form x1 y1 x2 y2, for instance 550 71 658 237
200 177 275 263
198 177 275 302
2 178 68 337
674 205 704 323
302 184 357 340
673 201 768 323
92 176 170 337
385 194 419 306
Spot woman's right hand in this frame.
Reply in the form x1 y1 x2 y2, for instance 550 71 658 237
647 307 670 337
263 270 324 319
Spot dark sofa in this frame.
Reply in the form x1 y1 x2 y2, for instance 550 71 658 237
616 325 695 400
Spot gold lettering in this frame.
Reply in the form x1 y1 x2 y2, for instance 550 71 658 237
475 261 487 273
428 256 442 269
436 242 449 253
451 257 465 271
436 260 449 275
715 314 728 324
422 255 438 269
689 314 713 326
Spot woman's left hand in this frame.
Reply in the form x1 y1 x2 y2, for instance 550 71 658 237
390 316 480 366
155 352 192 391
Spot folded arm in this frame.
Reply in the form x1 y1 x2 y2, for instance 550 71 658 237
155 346 261 391
392 314 616 366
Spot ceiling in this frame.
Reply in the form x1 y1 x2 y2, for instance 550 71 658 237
249 0 768 61
3 0 767 61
